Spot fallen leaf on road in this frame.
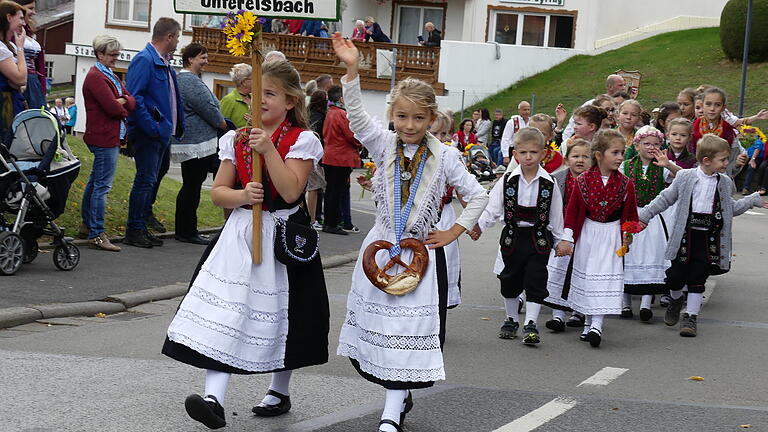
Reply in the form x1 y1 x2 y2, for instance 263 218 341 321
480 317 490 321
611 407 619 411
688 376 705 381
740 425 751 428
94 313 107 318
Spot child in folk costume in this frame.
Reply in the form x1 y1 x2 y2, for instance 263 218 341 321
690 88 748 178
667 117 697 170
640 135 768 337
618 99 643 160
470 128 573 345
432 111 466 309
563 129 639 348
620 126 681 321
528 113 564 173
332 34 489 432
162 60 329 429
562 105 606 158
543 139 592 332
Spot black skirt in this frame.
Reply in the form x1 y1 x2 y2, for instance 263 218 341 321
350 246 449 390
162 211 330 375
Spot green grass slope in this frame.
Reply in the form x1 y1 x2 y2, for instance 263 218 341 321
473 27 768 128
60 136 224 238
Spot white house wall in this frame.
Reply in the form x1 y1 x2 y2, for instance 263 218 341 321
47 54 76 84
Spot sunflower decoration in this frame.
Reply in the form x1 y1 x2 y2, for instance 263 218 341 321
738 125 767 150
220 10 264 57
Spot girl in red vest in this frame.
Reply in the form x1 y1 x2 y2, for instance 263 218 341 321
163 60 329 429
690 87 748 177
563 129 639 347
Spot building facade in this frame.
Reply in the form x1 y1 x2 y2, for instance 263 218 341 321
68 0 727 131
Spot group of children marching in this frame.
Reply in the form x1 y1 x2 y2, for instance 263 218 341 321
157 32 767 432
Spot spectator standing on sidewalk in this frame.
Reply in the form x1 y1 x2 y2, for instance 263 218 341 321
474 108 491 145
489 108 506 165
64 97 77 135
52 98 69 125
220 63 252 129
80 35 135 252
500 101 531 166
123 18 184 248
172 43 227 245
308 90 328 229
322 85 361 235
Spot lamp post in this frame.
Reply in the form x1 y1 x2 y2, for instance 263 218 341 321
738 0 753 117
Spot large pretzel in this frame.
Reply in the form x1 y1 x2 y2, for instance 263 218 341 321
362 238 429 296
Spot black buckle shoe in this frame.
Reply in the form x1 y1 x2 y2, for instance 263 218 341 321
379 419 403 432
498 319 519 339
665 296 685 326
185 394 226 429
522 320 541 345
566 313 585 328
680 313 698 337
585 329 602 348
252 389 291 417
620 306 634 319
545 317 566 332
123 229 153 248
639 308 653 322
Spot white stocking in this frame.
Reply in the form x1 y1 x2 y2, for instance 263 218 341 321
204 370 231 405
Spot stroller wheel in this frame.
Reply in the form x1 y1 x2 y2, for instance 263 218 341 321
22 238 38 264
53 243 80 271
0 231 24 275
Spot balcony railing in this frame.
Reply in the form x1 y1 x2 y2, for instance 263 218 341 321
192 27 444 93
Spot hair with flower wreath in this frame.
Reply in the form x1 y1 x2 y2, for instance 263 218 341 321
633 125 665 145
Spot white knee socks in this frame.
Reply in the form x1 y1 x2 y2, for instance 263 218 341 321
204 370 231 405
261 370 293 405
581 315 592 336
504 297 519 322
640 295 653 310
524 302 542 325
379 389 408 432
590 315 604 333
552 309 566 321
686 293 703 316
622 293 632 308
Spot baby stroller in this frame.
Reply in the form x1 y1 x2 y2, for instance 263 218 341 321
0 109 81 275
467 144 495 182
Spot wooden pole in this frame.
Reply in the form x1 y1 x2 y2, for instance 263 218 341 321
251 23 264 264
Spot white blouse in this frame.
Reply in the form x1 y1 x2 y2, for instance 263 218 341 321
218 130 324 166
0 43 18 64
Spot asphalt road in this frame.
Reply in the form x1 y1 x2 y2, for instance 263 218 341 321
1 205 767 431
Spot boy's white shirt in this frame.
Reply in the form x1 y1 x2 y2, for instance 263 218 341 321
478 165 571 244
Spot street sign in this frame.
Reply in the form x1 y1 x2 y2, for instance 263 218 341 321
174 0 340 20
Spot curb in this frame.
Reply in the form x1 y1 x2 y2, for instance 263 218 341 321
0 250 358 330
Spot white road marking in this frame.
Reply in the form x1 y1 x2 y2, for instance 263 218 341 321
745 210 764 216
491 397 578 432
577 366 629 387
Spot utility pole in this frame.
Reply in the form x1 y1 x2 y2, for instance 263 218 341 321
738 0 753 117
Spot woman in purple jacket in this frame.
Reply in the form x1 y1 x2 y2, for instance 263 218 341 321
80 35 135 251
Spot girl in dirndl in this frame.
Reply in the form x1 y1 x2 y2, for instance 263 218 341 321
162 60 329 430
620 126 681 322
563 129 639 348
543 138 591 332
332 34 489 432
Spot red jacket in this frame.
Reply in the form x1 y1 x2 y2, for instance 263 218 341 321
82 66 136 148
322 105 361 167
284 19 304 34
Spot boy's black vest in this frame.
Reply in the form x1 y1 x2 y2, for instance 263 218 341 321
500 172 554 256
676 178 727 275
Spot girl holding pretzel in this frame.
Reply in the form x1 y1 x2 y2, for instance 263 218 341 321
332 33 488 432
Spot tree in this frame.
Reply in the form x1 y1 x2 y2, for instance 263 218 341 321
721 0 768 62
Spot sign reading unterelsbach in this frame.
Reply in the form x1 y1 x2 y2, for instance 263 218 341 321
174 0 340 20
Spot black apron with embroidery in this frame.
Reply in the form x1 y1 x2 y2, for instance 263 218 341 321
500 173 554 255
676 180 727 275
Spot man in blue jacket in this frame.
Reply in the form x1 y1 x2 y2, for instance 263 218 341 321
124 17 184 248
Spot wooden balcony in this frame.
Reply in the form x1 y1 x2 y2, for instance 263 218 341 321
192 27 444 94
